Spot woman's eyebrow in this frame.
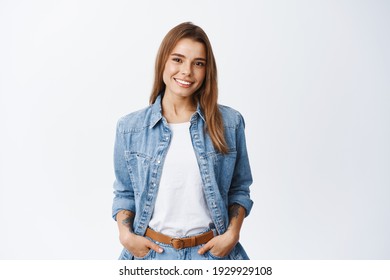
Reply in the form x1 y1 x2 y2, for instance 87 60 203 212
170 53 206 61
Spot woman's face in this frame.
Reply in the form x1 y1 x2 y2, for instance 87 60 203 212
162 38 206 100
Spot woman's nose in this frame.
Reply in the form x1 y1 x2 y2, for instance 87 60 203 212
181 62 192 76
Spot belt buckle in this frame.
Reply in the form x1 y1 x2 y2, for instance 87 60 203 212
170 238 184 249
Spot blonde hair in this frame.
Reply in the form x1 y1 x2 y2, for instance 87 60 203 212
149 22 228 154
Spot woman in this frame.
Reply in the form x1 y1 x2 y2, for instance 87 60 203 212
112 22 253 260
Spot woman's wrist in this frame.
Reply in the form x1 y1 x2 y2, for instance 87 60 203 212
119 230 136 246
225 227 240 243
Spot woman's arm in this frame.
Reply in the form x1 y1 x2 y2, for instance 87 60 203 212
113 119 162 257
198 112 252 257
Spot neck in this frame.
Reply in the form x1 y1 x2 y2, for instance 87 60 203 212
161 92 196 123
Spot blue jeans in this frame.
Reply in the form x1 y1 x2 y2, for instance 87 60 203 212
119 229 230 260
119 241 229 260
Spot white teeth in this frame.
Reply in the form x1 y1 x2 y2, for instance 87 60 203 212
175 79 191 85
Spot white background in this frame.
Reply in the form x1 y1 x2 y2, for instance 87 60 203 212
0 0 389 259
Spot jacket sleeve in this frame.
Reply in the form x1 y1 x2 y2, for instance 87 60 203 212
228 113 254 217
112 118 136 220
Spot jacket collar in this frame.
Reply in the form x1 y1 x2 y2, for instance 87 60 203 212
150 94 205 128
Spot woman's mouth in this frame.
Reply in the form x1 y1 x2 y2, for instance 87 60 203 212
174 78 193 88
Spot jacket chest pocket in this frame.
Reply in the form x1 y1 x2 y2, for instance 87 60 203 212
208 151 237 191
124 151 153 192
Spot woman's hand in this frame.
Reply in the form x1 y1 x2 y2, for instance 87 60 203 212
197 230 239 257
198 204 245 257
120 231 163 258
116 210 163 258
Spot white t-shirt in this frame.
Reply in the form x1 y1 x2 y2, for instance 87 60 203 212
148 122 213 237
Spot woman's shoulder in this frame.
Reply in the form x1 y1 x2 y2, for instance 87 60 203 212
218 104 245 128
116 105 154 133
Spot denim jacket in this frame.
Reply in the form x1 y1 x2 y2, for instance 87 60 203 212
112 94 253 259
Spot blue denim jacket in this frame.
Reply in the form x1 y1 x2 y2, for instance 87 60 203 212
112 94 253 259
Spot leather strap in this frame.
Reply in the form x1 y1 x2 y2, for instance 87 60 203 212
145 228 214 249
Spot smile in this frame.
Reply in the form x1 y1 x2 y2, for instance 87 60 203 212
174 78 193 87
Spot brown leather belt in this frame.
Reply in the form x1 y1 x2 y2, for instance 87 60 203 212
145 228 214 250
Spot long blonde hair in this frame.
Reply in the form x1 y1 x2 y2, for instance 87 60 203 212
149 22 228 154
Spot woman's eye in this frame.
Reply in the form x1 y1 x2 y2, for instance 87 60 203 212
195 61 205 67
172 58 182 63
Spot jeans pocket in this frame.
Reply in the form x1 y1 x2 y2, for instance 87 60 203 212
133 249 155 260
206 250 229 260
119 248 132 260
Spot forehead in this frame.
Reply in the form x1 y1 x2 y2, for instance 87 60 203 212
171 38 206 58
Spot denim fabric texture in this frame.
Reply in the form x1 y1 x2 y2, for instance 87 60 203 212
119 229 232 260
112 94 253 260
119 243 230 260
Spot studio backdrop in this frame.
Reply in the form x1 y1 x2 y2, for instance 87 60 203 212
0 0 389 259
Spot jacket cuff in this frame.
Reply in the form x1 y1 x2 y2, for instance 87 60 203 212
112 197 136 220
228 196 254 217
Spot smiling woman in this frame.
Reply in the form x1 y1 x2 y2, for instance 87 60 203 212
112 22 253 260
